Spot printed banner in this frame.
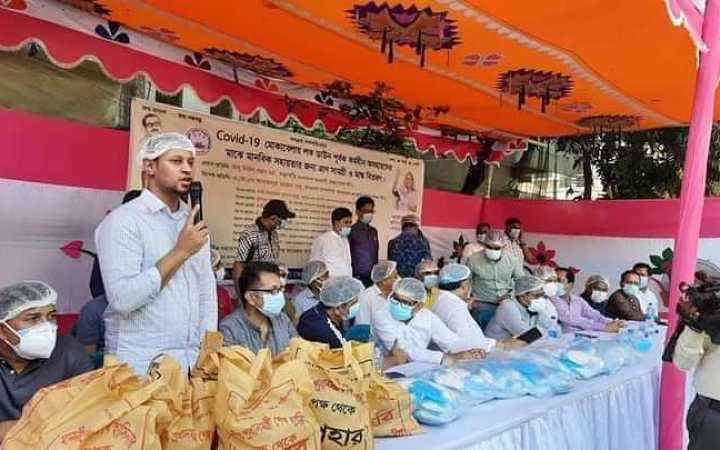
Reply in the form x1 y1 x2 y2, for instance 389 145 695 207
128 99 424 268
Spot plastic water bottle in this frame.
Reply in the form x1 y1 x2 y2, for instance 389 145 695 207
645 303 656 323
547 317 562 339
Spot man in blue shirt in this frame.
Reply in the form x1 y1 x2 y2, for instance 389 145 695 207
349 196 379 287
388 215 432 278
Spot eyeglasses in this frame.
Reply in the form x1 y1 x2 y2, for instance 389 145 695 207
250 287 284 295
390 296 418 307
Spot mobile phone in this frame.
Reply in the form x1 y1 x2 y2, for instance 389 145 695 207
517 327 543 344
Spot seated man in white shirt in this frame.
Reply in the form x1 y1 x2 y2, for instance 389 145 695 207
376 278 486 365
291 260 329 320
633 262 660 320
486 276 558 340
310 207 353 277
355 260 399 326
433 263 524 352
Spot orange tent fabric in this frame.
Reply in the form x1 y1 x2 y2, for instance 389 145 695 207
58 0 701 137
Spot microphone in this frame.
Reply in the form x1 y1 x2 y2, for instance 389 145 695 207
189 181 203 225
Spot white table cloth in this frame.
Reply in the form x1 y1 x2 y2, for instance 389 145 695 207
377 349 661 450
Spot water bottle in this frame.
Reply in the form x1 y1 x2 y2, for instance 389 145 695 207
645 303 656 323
548 317 562 339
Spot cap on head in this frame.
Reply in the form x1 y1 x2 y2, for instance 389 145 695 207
514 275 545 296
484 230 507 247
303 260 329 285
135 132 196 165
585 274 609 288
439 263 471 285
392 278 427 303
262 199 296 220
319 276 364 307
401 214 420 226
0 281 57 322
533 265 557 282
371 260 397 283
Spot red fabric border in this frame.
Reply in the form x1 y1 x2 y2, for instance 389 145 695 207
0 108 129 190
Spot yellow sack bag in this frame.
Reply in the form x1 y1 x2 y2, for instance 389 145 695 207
4 362 171 450
342 342 421 438
192 331 225 381
280 339 374 450
147 356 216 450
215 347 321 450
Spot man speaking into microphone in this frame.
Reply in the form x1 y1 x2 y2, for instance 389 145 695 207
96 132 217 374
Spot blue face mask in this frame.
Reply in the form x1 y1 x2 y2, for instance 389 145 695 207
360 213 374 225
347 302 360 320
623 284 640 298
389 299 414 322
423 274 439 289
258 292 285 317
340 227 352 238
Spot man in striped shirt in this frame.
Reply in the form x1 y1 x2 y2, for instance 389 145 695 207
96 133 217 374
232 200 295 291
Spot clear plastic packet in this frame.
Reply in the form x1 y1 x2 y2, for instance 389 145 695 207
430 367 495 405
559 338 606 379
592 339 635 374
398 378 463 426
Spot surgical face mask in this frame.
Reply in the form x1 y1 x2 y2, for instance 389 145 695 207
360 213 374 225
389 299 414 322
423 274 439 289
527 297 546 313
509 228 521 240
277 219 288 230
639 275 649 289
544 282 559 298
622 284 640 298
556 283 567 297
485 249 502 261
590 290 608 303
3 321 57 360
476 233 487 243
258 292 285 317
346 302 360 320
340 226 352 238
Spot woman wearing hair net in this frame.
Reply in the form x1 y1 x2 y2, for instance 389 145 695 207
485 276 559 340
297 276 365 348
374 278 486 364
0 281 93 437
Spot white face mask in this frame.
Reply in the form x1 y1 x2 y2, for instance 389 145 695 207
590 290 608 303
543 282 559 298
509 229 521 240
528 297 547 313
3 321 57 360
556 283 567 297
639 275 649 289
485 249 502 261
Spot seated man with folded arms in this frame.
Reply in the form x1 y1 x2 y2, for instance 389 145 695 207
375 278 487 365
433 263 525 351
486 276 559 340
0 281 94 439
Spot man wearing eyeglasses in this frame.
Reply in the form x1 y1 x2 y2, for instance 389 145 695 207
220 262 297 356
232 200 295 293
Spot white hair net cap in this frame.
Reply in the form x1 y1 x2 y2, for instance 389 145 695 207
415 260 438 276
0 281 57 322
533 266 558 282
303 260 329 285
514 276 545 296
371 260 397 283
136 132 196 164
319 276 364 307
585 274 610 288
484 230 507 247
392 278 427 303
439 263 471 284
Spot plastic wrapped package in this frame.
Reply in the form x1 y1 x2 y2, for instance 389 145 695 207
592 340 636 374
559 339 606 379
399 378 463 426
504 359 574 397
468 360 532 399
619 324 656 354
430 367 495 405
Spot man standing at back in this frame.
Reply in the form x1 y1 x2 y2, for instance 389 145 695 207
96 132 217 374
349 196 379 287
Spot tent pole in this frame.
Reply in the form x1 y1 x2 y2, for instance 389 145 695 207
485 164 494 198
660 2 720 450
